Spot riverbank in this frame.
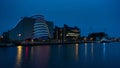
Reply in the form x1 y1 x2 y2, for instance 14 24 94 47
0 40 112 47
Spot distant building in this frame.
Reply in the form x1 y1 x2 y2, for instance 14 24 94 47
87 32 108 41
54 24 80 41
6 15 54 42
2 32 10 43
0 35 4 43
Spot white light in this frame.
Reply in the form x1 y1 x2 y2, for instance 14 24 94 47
31 39 34 42
66 33 79 36
18 34 21 37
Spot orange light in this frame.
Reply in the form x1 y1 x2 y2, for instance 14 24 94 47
90 38 93 41
84 37 87 41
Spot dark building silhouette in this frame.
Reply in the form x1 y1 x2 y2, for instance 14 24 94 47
88 32 108 41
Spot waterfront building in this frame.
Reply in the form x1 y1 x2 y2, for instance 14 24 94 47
54 24 80 41
5 15 54 42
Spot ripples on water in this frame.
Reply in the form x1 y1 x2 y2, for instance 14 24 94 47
0 42 120 68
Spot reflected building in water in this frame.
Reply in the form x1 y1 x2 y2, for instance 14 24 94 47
15 46 50 68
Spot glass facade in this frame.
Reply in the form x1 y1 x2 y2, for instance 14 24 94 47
7 15 53 41
33 22 50 39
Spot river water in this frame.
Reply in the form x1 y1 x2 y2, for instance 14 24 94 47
0 42 120 68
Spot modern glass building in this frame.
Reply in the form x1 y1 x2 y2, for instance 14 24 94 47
8 15 53 41
54 24 80 40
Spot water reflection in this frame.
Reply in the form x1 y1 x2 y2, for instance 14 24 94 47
75 43 79 60
15 45 51 68
58 45 62 57
103 43 106 60
91 43 94 57
16 46 22 68
1 43 120 68
30 47 34 60
84 43 87 57
25 47 29 59
34 46 50 68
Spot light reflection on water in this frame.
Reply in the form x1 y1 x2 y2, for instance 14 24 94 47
91 43 94 57
103 43 106 60
75 43 78 60
16 46 22 68
30 47 34 60
84 43 87 58
1 42 120 68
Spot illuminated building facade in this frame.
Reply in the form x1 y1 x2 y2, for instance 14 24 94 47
54 24 80 40
8 15 53 41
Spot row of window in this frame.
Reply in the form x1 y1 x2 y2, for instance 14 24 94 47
33 22 50 39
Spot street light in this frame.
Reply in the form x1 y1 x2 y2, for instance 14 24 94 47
18 34 21 41
18 34 21 37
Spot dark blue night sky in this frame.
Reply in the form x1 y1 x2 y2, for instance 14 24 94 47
0 0 120 37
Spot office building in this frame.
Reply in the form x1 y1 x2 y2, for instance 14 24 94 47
54 24 80 41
